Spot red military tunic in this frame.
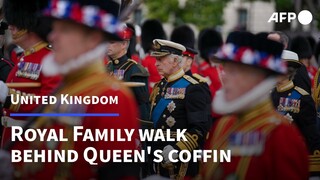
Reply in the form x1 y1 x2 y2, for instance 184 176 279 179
11 61 140 179
4 42 61 115
198 61 222 118
1 42 61 147
201 100 309 180
141 54 162 92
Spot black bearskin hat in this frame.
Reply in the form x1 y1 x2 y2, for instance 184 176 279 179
141 19 166 53
290 36 313 59
170 25 195 49
198 28 223 62
3 0 50 40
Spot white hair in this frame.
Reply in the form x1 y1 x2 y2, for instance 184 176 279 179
170 54 183 68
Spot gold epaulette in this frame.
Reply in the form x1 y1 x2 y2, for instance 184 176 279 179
309 150 320 172
128 59 138 64
183 75 199 85
294 86 309 96
192 73 208 83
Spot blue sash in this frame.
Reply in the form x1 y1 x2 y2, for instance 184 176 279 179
289 89 301 99
151 78 190 127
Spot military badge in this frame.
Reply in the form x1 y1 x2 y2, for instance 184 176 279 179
167 101 176 113
113 69 125 80
166 116 176 128
278 97 300 113
153 42 161 50
164 88 186 99
52 99 86 125
228 131 266 156
16 62 42 80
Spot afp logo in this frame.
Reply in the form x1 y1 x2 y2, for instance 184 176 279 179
268 10 313 25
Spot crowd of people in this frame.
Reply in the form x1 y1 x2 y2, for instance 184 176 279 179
0 0 319 179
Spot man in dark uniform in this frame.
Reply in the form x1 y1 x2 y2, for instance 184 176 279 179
106 24 151 178
170 25 212 120
149 39 211 179
271 50 320 176
267 31 312 94
106 25 151 128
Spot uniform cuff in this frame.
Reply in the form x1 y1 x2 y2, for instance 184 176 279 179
176 133 199 151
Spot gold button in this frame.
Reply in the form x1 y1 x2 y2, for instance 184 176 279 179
163 114 166 118
114 60 119 64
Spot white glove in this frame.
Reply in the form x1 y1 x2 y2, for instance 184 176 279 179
0 81 8 103
162 145 178 163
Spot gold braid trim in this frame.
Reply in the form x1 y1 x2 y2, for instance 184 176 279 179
313 69 320 106
8 89 36 112
176 133 198 151
309 150 320 172
204 111 279 180
54 125 74 179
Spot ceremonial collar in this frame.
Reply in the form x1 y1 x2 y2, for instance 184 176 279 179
185 70 192 76
64 60 105 84
276 80 294 92
24 41 48 56
213 77 277 115
238 100 274 122
166 68 184 82
111 54 128 66
42 43 107 76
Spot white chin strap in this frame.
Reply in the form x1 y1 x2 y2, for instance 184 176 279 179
42 43 108 76
213 77 277 115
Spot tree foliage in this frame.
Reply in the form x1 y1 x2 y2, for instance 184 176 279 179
144 0 227 29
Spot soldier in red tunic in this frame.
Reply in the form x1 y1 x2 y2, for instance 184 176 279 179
1 0 140 179
201 31 309 179
197 28 223 119
0 0 61 145
141 19 167 92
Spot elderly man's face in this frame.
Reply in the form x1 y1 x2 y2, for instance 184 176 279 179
155 55 179 78
48 20 100 64
221 62 267 101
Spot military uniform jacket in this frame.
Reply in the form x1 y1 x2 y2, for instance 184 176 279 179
3 42 61 117
0 56 13 82
10 61 140 179
150 69 211 178
202 100 309 180
141 54 162 92
198 61 222 118
107 55 151 123
271 81 320 153
272 81 320 176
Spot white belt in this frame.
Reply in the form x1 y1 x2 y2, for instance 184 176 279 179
1 116 27 127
